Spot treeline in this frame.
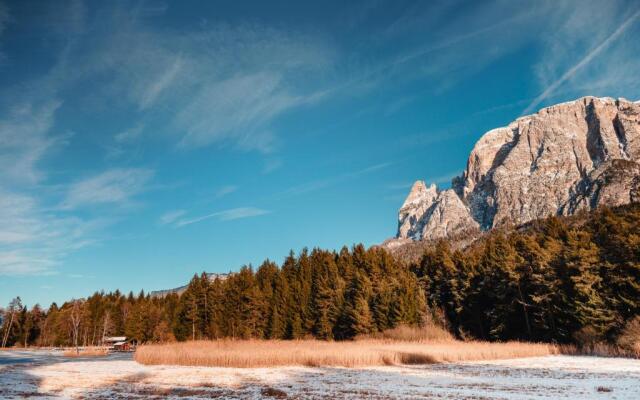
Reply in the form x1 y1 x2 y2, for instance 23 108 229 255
414 203 640 346
2 204 639 348
0 246 426 347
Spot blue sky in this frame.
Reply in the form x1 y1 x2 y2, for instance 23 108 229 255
1 0 639 307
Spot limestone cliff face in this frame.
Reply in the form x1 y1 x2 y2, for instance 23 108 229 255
392 96 640 243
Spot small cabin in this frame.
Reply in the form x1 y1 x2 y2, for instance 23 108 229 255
103 336 134 351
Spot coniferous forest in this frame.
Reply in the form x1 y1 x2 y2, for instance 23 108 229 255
1 203 639 349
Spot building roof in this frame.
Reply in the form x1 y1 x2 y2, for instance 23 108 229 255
104 336 126 342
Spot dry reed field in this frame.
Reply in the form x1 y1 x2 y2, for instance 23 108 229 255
63 347 109 357
135 339 558 368
136 325 560 368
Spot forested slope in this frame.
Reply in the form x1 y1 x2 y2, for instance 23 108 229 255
415 203 640 345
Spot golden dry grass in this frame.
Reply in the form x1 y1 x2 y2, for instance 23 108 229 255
364 324 454 342
559 343 640 359
135 339 559 368
63 347 109 357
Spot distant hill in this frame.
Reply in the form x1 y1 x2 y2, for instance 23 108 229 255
150 273 230 298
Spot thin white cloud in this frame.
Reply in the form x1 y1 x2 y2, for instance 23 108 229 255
324 2 549 99
138 56 183 110
215 185 237 198
174 71 297 152
114 123 145 143
387 10 533 72
176 207 270 227
283 162 392 196
0 190 40 245
107 123 146 160
0 85 108 276
0 101 64 185
78 17 335 154
0 189 106 276
0 2 337 159
0 251 56 276
61 168 154 209
524 8 640 115
159 209 186 225
2 1 567 161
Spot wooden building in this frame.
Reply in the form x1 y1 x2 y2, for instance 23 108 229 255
103 336 134 351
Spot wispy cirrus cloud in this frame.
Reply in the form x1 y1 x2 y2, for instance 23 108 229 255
215 185 238 198
326 1 550 97
106 122 146 160
138 56 184 110
337 0 640 110
524 7 640 114
1 3 337 158
76 14 336 154
0 188 106 276
114 123 145 143
159 209 186 226
0 99 104 276
0 101 65 186
0 250 57 276
283 162 392 197
61 168 154 209
174 72 293 152
175 207 270 227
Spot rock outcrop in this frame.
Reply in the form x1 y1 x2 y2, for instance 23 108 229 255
389 96 640 244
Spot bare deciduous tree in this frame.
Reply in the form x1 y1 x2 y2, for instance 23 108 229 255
101 311 113 346
69 300 83 355
1 297 22 348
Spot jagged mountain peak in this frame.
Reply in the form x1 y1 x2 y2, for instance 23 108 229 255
400 180 437 210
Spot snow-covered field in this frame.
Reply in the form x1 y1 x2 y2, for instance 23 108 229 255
0 350 639 399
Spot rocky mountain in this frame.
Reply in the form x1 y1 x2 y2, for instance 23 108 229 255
150 272 230 298
385 96 640 250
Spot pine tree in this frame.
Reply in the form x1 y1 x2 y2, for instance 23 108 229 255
591 207 640 337
310 250 343 339
337 270 373 339
206 277 225 338
560 230 612 340
513 234 558 341
416 241 459 330
173 276 201 341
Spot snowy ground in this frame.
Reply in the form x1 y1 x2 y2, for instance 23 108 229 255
0 350 639 399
